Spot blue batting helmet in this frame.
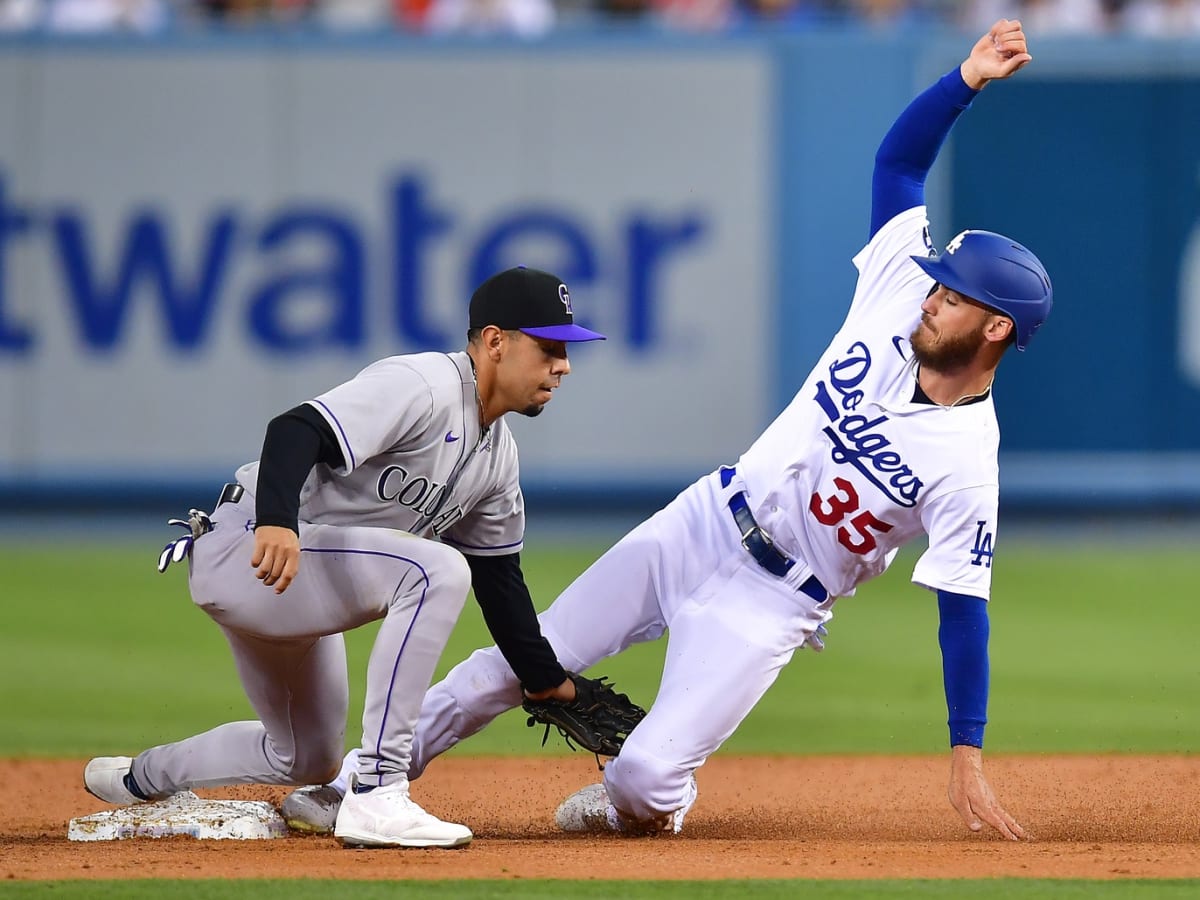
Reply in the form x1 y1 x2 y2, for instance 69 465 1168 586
911 230 1053 350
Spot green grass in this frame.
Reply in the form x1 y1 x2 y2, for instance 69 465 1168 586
1 539 1197 758
2 881 1199 899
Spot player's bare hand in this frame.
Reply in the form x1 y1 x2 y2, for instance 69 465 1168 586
524 676 577 703
251 525 301 594
948 744 1027 841
960 19 1032 90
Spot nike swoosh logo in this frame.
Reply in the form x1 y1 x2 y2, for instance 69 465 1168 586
445 432 460 443
892 335 909 360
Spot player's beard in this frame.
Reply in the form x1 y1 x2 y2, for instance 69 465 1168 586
518 404 545 418
909 317 988 372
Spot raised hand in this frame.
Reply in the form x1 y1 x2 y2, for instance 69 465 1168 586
961 19 1033 90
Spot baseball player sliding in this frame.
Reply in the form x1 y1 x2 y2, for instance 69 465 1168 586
284 19 1050 841
83 267 613 849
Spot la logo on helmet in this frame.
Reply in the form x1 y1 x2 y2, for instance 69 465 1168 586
946 231 972 255
558 283 573 314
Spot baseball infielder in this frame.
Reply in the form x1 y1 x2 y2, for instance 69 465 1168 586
283 19 1051 841
83 267 605 848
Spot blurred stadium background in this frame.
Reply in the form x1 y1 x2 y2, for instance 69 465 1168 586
1 1 1198 531
1 0 1198 771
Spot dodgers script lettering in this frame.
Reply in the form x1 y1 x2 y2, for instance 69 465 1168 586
812 341 923 507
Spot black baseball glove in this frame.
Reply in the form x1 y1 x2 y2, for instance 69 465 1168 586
523 673 646 757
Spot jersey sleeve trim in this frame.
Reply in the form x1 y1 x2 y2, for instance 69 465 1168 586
442 536 525 553
913 576 991 602
306 398 356 472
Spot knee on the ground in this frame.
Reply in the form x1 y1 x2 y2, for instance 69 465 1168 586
604 744 692 821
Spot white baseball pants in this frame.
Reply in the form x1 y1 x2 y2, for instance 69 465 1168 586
351 469 832 823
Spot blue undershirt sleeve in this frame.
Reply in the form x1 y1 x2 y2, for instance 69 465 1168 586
870 68 981 239
937 590 989 748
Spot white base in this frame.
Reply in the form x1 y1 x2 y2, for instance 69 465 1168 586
68 791 289 841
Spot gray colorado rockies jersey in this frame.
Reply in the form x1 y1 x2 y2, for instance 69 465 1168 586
235 351 523 556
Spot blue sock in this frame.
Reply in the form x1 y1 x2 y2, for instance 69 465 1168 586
123 770 150 801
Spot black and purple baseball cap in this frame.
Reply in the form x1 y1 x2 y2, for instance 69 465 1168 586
469 267 605 342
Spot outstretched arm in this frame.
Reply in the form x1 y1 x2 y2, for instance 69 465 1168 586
939 590 1025 840
870 19 1033 238
465 552 574 699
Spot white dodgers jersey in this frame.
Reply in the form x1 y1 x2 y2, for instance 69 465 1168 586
236 351 524 556
737 207 1000 600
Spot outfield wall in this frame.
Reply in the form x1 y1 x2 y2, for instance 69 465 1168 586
0 32 1197 510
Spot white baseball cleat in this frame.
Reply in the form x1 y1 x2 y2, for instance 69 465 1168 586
334 779 472 849
83 756 147 806
555 776 696 836
281 784 344 834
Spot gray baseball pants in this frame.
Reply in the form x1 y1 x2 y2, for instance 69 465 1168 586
130 489 470 797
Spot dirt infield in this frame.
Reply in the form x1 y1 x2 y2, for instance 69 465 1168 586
4 755 1198 880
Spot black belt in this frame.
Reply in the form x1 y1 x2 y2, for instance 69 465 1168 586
217 483 245 507
719 466 827 603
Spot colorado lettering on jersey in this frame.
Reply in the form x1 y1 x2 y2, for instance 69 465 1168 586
376 465 464 535
812 341 924 508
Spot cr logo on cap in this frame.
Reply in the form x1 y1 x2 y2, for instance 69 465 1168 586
558 283 573 315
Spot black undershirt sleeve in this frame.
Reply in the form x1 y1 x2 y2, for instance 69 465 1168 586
464 552 567 693
254 404 345 533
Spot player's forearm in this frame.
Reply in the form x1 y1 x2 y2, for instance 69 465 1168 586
465 552 569 692
869 69 980 237
937 590 990 748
